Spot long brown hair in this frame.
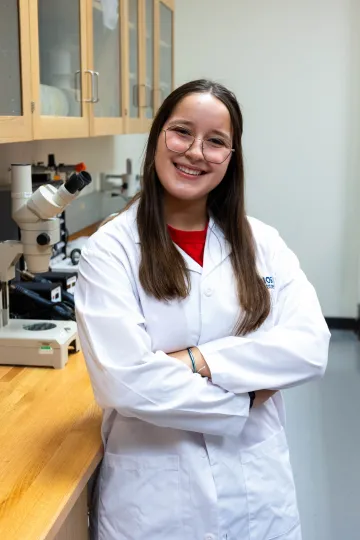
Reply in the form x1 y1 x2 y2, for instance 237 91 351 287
136 79 270 336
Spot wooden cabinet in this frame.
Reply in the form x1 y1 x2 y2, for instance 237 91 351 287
0 0 32 143
0 0 174 143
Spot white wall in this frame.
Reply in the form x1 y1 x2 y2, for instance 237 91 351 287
175 0 360 317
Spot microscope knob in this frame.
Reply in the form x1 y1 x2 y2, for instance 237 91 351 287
37 233 51 246
70 248 81 265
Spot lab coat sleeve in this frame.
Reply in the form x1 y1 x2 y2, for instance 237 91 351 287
198 232 330 394
75 244 250 438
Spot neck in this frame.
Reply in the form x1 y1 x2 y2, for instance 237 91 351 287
164 195 208 231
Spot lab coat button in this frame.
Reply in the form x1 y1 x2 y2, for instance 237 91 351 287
199 449 207 458
204 287 213 297
204 534 216 540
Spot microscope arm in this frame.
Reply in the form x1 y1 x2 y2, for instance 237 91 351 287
10 167 92 275
13 171 92 223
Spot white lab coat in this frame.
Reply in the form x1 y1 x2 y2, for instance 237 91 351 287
75 201 330 540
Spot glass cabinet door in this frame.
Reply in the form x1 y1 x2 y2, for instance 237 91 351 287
159 0 173 104
0 2 22 117
30 0 89 139
92 0 122 119
37 0 83 118
0 0 32 143
128 0 140 120
144 0 154 119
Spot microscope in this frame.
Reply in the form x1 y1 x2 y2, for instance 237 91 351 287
0 164 92 369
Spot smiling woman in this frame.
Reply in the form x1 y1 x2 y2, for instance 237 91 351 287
75 79 330 540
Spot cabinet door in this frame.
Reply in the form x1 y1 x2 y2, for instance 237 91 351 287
143 0 155 128
154 0 174 111
0 0 32 143
124 0 143 132
88 0 126 136
30 0 90 139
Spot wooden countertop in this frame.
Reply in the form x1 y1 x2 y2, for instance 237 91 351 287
0 352 103 540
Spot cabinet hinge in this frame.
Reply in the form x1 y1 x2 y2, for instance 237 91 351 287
31 101 35 113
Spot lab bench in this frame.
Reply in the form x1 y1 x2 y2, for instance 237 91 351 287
0 352 103 540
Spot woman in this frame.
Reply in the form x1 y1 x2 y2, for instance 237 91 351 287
75 79 330 540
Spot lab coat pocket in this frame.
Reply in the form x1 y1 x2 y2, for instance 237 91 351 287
98 453 181 540
240 429 300 540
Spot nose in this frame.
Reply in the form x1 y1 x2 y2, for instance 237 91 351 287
185 137 204 162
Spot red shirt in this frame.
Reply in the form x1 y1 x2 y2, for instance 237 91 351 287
168 224 208 267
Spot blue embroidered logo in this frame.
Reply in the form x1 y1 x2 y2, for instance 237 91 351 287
263 276 275 289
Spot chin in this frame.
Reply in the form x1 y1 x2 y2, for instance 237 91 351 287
165 183 209 202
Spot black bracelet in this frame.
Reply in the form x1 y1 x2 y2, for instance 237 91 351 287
249 391 256 409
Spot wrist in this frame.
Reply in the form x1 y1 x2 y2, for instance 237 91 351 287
187 347 197 372
190 347 211 378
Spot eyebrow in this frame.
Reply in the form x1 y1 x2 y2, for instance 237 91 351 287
168 118 232 142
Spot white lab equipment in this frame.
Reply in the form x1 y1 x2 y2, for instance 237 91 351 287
0 163 92 369
100 159 141 198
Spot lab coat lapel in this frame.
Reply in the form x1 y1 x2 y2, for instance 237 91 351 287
175 245 203 274
202 218 231 279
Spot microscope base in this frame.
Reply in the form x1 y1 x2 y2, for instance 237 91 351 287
0 319 80 369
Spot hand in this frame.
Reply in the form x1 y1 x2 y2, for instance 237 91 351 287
253 390 277 408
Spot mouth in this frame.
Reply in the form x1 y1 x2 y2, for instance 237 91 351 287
173 162 206 179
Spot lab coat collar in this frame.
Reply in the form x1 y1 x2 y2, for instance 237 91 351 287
202 218 231 278
128 204 231 277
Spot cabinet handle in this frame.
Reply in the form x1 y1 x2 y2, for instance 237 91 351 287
146 85 154 108
75 70 83 102
83 70 95 103
139 84 152 108
140 84 146 108
84 70 100 103
92 71 100 103
132 84 139 108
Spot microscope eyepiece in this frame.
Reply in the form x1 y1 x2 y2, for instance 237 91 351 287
64 171 92 194
77 171 92 191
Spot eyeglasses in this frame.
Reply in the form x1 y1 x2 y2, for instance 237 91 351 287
163 127 235 164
